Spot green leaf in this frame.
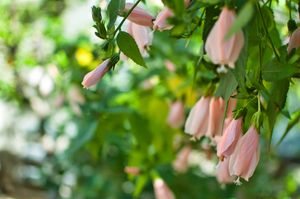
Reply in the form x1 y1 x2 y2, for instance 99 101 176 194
225 2 254 40
215 70 238 101
116 31 147 67
262 59 298 81
266 79 290 145
107 0 121 28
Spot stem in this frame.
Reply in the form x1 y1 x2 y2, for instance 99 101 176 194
113 0 142 37
289 0 292 19
257 3 280 61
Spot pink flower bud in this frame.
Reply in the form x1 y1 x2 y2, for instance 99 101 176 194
184 97 211 139
153 178 175 199
81 59 110 88
167 101 185 129
153 8 174 31
287 27 300 53
206 97 225 138
229 125 260 181
124 166 140 176
127 21 153 56
216 158 234 184
217 118 242 159
205 7 244 68
173 145 191 172
124 3 154 27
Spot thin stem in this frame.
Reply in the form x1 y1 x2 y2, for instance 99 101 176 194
257 3 280 61
113 0 142 37
289 0 292 19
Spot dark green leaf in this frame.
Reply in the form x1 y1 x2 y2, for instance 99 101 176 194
107 0 121 28
116 31 147 67
262 59 298 81
215 70 238 101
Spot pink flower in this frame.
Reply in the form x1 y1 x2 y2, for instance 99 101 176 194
165 60 176 72
184 97 211 139
206 97 225 138
205 7 244 68
173 145 191 172
153 8 174 31
229 125 260 181
216 158 234 184
217 118 242 159
124 3 154 27
167 101 185 129
227 97 237 119
287 27 300 53
127 21 153 56
81 59 110 88
153 178 175 199
124 166 140 176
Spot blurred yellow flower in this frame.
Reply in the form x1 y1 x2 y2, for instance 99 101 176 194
75 47 93 67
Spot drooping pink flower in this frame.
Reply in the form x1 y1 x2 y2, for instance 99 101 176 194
124 166 140 176
173 145 191 172
124 3 154 27
167 101 185 129
216 158 234 184
81 59 110 88
229 125 260 181
217 118 242 159
127 21 153 56
287 27 300 53
206 97 225 138
153 178 175 199
184 97 211 139
205 7 244 68
153 0 190 31
153 8 174 31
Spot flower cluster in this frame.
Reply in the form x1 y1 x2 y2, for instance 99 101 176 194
183 96 260 184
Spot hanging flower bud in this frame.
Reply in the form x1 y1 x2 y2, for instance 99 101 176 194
287 27 300 53
217 118 242 159
81 59 110 88
184 97 211 139
153 178 175 199
206 97 225 138
153 8 174 31
124 3 154 27
165 60 176 72
229 125 260 181
127 21 153 56
173 145 191 172
167 101 185 129
205 7 244 68
81 56 119 88
216 158 234 184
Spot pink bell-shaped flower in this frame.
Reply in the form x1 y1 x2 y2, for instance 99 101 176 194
184 97 211 139
216 158 234 184
153 8 174 31
81 59 110 88
167 101 185 129
153 178 175 199
217 118 242 159
287 27 300 53
205 7 244 68
206 97 225 138
127 21 153 56
124 3 154 27
229 125 260 181
173 145 191 172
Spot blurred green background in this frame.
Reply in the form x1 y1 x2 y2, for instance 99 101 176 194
1 0 300 198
